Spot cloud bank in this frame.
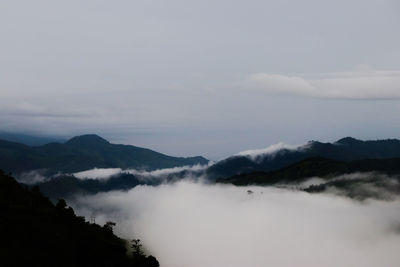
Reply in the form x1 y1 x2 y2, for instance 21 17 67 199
73 181 400 267
73 168 123 180
248 70 400 99
72 164 212 181
124 163 212 180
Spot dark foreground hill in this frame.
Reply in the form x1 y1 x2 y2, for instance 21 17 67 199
207 137 400 179
0 134 208 175
0 170 159 267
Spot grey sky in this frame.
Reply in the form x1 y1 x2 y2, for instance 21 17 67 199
1 0 400 159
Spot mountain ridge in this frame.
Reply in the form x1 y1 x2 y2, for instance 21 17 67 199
207 137 400 179
0 134 209 175
217 157 400 186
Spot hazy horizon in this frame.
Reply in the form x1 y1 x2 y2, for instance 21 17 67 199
1 130 399 161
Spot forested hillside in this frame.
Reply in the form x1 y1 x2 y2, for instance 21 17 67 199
0 170 159 267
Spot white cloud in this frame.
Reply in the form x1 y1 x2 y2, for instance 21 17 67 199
236 142 307 160
247 70 400 99
73 168 122 180
73 181 400 267
125 163 213 180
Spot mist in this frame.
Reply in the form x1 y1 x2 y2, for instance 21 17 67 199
73 168 122 180
72 163 211 181
235 142 308 161
72 180 400 267
17 169 49 184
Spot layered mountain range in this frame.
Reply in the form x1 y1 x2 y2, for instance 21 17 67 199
2 134 400 200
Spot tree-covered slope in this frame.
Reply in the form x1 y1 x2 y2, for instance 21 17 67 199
0 134 208 174
0 170 159 267
37 173 147 199
218 157 400 186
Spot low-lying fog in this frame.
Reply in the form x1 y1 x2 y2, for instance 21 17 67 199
72 180 400 267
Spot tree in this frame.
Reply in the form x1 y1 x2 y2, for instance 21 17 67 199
131 239 144 257
130 239 160 267
145 255 160 267
56 199 67 209
103 221 116 233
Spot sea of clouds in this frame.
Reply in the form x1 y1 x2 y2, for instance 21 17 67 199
72 180 400 267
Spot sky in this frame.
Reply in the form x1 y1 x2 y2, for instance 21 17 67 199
1 0 400 160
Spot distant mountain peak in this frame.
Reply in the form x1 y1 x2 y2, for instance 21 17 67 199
335 137 362 145
65 134 110 146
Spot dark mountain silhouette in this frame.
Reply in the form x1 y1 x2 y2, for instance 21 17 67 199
0 170 159 267
207 137 400 180
0 134 208 175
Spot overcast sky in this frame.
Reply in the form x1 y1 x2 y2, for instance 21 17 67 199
1 0 400 159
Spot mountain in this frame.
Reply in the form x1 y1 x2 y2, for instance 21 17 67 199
0 170 159 267
0 134 208 175
0 132 65 146
207 137 400 179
